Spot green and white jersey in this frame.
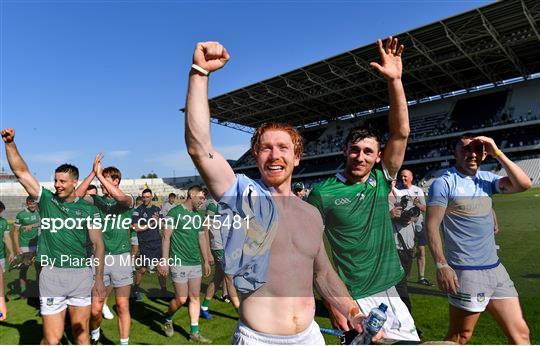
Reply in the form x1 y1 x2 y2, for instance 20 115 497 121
37 187 101 268
92 195 134 255
14 208 40 248
308 164 404 299
165 204 204 266
0 218 9 259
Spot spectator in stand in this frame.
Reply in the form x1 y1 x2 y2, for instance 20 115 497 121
161 193 177 217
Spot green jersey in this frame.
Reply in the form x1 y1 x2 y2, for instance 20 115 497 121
0 218 9 259
14 208 40 248
37 187 101 268
308 166 404 299
92 195 134 255
165 204 204 266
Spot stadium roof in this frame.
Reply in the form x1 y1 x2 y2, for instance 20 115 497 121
185 0 540 133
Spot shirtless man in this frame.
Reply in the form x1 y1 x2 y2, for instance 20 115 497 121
185 42 378 344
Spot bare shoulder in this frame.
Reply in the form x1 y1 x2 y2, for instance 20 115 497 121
297 198 323 221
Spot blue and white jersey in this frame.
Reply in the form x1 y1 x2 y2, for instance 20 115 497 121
218 174 279 294
427 167 501 270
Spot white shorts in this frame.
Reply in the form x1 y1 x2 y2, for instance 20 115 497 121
131 236 139 246
0 259 5 273
170 265 202 284
103 253 134 288
232 319 325 345
356 286 420 342
449 263 518 312
20 246 37 253
39 267 93 315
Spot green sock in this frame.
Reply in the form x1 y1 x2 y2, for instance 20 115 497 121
191 323 199 334
201 298 211 310
165 312 174 322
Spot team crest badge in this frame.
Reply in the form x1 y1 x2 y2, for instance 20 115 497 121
477 293 485 302
47 298 54 306
368 176 376 187
74 209 82 216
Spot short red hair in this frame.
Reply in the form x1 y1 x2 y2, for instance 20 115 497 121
250 123 304 159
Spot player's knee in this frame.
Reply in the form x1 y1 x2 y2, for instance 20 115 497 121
511 321 530 344
43 335 62 345
176 297 187 305
189 295 200 303
116 300 129 315
447 329 474 344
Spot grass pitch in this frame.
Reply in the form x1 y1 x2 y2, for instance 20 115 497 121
0 188 538 344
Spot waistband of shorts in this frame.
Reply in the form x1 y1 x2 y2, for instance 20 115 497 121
451 260 500 271
236 319 318 344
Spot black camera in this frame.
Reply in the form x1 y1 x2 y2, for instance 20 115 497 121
399 196 421 219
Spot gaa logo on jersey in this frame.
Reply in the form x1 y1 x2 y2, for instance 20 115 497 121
47 298 55 306
477 293 485 302
334 198 352 206
74 209 82 216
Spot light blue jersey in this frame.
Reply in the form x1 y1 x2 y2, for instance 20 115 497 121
427 167 501 270
218 174 279 294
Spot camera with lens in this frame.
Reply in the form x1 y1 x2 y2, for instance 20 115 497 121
399 195 421 220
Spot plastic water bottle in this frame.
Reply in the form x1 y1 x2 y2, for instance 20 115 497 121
352 303 388 345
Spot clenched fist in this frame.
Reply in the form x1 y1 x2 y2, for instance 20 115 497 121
1 128 15 143
192 41 230 74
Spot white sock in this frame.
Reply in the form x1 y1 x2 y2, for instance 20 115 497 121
91 327 101 341
120 338 129 345
201 306 208 311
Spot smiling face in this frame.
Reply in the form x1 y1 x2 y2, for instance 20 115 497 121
255 130 300 189
344 136 381 183
54 172 78 199
454 138 487 176
26 199 38 212
400 170 413 188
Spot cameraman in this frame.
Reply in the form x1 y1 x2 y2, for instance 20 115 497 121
389 169 426 313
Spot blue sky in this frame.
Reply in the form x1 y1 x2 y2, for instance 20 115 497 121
1 0 492 181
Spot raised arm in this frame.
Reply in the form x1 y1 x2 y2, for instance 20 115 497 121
475 136 532 193
185 42 236 200
1 129 40 198
370 38 409 178
426 205 458 295
93 154 133 208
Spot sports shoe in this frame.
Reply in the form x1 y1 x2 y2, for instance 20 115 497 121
163 320 174 337
134 291 143 302
190 332 211 344
417 277 433 286
102 304 114 320
200 308 213 320
221 295 231 303
91 338 99 345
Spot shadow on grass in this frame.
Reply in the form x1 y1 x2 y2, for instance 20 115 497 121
522 273 540 279
0 319 42 344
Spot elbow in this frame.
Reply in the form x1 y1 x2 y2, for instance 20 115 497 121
522 180 533 190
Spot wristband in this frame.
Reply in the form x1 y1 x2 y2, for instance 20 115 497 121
494 149 503 158
436 262 451 270
191 64 210 76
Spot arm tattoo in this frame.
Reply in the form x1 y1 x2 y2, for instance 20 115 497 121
208 153 214 159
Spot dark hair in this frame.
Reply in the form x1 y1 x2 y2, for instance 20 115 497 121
0 201 5 212
168 193 176 198
135 196 143 203
452 133 477 152
87 184 98 191
142 188 152 195
55 164 79 179
343 125 382 150
103 166 122 182
187 185 203 199
26 196 37 203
